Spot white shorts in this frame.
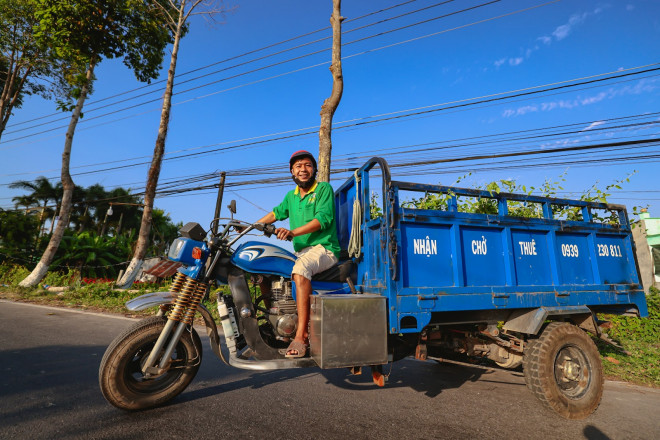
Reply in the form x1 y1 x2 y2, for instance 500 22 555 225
291 244 338 280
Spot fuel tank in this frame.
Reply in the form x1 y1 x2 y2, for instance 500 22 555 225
231 241 296 277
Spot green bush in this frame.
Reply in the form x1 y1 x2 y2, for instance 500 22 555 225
597 287 660 386
42 268 80 287
0 263 30 286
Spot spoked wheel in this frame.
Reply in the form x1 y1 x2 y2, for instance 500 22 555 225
99 316 202 410
523 322 603 419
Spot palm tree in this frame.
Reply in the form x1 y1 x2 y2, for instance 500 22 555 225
9 176 59 237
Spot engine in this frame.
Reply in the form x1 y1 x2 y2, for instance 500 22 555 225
267 278 297 340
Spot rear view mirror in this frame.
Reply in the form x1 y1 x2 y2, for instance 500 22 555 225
228 200 237 215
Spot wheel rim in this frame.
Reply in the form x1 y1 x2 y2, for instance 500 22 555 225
123 339 189 394
553 344 591 399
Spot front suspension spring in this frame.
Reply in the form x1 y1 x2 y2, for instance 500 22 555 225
168 276 198 323
182 281 208 325
169 272 186 294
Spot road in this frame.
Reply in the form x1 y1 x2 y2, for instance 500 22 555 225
1 299 658 440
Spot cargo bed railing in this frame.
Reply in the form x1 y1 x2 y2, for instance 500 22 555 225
391 180 631 230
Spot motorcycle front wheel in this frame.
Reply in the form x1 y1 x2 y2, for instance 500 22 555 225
99 316 202 410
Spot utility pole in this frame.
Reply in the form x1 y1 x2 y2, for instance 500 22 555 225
212 171 226 236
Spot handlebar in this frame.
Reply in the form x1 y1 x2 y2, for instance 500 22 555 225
254 223 292 241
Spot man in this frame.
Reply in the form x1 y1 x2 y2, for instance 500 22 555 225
254 150 340 358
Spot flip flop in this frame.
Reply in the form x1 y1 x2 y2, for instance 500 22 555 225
284 340 308 358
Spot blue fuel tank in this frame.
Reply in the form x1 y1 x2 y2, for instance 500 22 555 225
231 241 296 277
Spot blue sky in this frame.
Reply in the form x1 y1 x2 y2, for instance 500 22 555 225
2 0 659 235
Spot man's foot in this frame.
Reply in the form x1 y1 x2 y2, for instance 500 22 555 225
285 339 308 358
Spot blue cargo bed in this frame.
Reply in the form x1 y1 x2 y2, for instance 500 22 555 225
334 158 647 334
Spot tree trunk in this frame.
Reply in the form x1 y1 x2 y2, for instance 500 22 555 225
117 9 185 288
317 0 344 183
19 61 96 287
0 53 33 141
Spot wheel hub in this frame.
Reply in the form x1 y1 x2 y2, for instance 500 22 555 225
554 345 590 398
558 356 581 382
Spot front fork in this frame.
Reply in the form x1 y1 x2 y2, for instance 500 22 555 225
142 272 208 376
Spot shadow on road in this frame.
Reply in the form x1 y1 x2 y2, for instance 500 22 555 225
317 357 525 397
584 425 612 440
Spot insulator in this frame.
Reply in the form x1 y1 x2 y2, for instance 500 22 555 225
182 281 208 325
168 276 197 323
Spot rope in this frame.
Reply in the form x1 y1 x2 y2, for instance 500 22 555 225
348 170 362 259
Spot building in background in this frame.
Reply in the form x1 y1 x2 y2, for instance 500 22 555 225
634 209 660 292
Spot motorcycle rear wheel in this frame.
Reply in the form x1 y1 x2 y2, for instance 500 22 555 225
99 316 202 410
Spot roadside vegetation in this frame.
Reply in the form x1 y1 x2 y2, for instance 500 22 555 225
596 288 660 386
0 179 181 279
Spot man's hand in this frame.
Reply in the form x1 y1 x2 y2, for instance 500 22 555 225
275 227 293 241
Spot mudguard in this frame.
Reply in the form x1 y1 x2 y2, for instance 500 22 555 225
125 291 224 363
125 291 174 311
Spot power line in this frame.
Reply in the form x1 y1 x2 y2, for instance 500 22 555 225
0 0 525 143
4 0 429 131
2 0 461 136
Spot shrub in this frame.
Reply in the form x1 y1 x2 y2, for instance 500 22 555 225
0 263 31 286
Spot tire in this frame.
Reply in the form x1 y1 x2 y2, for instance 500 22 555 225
523 337 539 391
99 316 202 411
522 322 603 419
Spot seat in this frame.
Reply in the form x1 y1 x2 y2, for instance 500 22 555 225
312 260 356 283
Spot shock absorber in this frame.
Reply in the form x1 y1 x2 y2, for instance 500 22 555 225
168 276 198 323
182 281 208 325
170 272 186 293
142 275 206 376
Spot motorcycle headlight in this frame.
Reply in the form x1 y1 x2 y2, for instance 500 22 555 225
168 238 204 264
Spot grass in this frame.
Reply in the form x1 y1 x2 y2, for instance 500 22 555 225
596 287 660 387
1 263 658 387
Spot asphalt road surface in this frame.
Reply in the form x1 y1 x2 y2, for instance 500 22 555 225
1 299 658 440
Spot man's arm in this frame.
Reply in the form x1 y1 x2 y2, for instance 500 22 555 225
276 218 321 240
256 211 276 224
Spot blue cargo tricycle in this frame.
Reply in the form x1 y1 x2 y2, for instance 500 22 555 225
99 157 648 419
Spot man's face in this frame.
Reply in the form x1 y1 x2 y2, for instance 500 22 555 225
291 158 315 184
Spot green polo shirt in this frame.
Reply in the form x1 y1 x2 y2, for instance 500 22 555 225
272 181 341 258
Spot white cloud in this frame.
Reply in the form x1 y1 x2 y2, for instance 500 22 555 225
501 79 659 119
538 35 552 45
502 105 539 117
552 12 589 41
581 121 605 132
626 4 635 11
494 7 605 68
539 7 605 45
539 138 581 150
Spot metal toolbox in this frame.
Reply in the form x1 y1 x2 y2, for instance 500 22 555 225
309 294 388 369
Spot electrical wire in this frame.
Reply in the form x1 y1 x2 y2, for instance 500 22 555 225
4 0 429 130
0 0 529 143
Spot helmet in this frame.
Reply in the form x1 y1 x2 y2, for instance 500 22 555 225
289 150 317 170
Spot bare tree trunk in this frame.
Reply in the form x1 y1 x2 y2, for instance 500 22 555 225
117 8 185 288
317 0 343 183
19 61 96 287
